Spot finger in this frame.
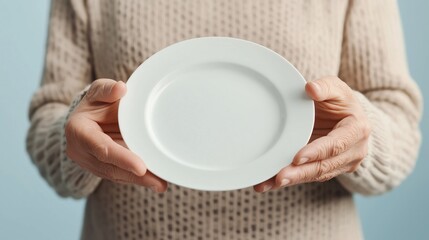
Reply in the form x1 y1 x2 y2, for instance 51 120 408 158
276 147 365 188
82 124 147 176
253 176 276 193
305 76 351 102
274 156 349 188
293 117 361 165
81 157 168 192
86 79 126 103
312 166 350 183
112 170 168 193
100 123 121 133
84 99 120 123
137 171 169 193
113 139 128 148
106 132 123 140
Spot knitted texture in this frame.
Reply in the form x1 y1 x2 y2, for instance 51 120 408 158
26 0 422 239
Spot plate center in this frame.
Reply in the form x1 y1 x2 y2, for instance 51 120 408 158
147 62 285 171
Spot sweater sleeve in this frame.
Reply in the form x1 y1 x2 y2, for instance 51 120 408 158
336 0 423 195
26 0 100 198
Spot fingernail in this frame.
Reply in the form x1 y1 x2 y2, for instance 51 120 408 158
150 185 158 193
297 157 309 165
133 168 147 177
281 178 290 187
262 184 272 193
310 81 321 92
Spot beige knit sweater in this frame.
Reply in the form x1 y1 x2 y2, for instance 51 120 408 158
27 0 422 239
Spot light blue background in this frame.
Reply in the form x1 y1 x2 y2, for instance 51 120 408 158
0 1 427 239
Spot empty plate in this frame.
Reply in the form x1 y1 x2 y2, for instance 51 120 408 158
119 37 314 191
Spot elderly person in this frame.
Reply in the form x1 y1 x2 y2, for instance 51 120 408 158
27 0 422 239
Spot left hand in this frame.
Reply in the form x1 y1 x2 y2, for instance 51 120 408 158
254 76 371 192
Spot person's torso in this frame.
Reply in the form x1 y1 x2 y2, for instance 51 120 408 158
82 1 362 239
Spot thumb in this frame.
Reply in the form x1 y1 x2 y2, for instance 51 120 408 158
86 79 127 103
305 76 351 102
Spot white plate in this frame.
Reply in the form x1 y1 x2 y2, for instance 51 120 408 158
119 37 314 191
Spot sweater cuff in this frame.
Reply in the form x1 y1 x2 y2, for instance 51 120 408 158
336 91 393 195
59 85 102 198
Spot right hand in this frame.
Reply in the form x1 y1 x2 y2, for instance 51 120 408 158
65 79 168 193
